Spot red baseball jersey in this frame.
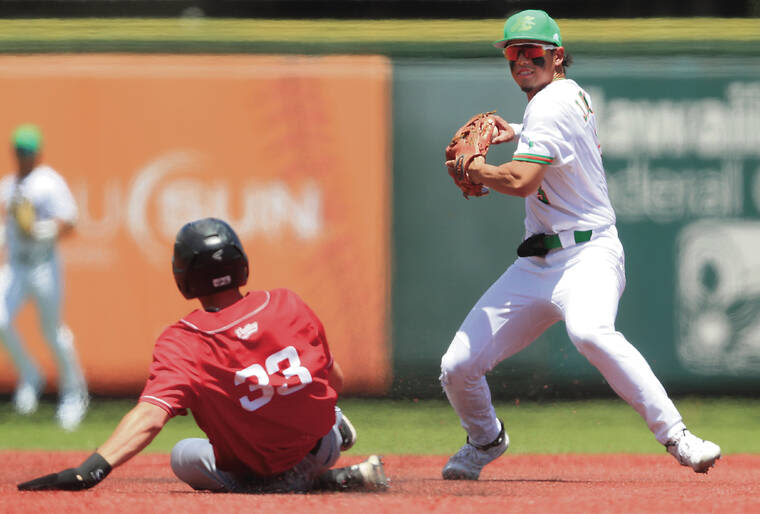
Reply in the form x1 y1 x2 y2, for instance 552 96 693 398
140 289 338 476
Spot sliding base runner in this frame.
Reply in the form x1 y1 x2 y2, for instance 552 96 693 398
18 217 388 493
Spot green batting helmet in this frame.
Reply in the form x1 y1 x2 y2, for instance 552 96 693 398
493 10 562 49
12 124 43 154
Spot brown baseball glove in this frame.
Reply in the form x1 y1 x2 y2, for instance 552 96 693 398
445 112 496 199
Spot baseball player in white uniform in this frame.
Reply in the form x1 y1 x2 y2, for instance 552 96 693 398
440 10 721 479
0 124 88 431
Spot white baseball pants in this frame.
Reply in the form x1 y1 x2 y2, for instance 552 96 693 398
170 407 345 492
440 226 686 446
0 257 86 396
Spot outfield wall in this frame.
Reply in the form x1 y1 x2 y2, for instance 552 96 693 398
0 54 392 395
392 56 760 397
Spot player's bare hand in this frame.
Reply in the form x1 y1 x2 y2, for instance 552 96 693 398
489 114 516 144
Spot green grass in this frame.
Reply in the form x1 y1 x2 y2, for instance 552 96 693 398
1 397 757 455
341 397 759 455
0 18 757 56
0 18 757 43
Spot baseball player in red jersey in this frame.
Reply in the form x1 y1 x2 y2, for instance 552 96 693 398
17 217 387 493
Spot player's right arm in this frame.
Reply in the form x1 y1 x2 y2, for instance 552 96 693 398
17 401 170 491
465 101 562 198
467 158 548 198
97 401 171 467
17 327 182 492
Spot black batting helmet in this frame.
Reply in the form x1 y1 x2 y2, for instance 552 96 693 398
172 217 249 299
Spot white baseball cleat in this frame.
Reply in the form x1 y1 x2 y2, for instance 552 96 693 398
666 429 721 473
13 377 45 415
56 392 90 431
355 455 389 491
442 420 508 480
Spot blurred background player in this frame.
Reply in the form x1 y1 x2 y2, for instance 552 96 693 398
0 123 88 431
18 217 387 493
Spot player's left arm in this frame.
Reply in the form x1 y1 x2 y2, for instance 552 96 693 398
466 158 548 198
328 361 345 393
34 173 78 241
298 291 344 393
29 217 75 242
17 402 170 491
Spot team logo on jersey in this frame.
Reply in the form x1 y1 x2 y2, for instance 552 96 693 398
575 91 593 122
235 322 259 339
537 186 550 204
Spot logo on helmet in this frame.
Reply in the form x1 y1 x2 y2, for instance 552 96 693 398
511 15 536 32
212 275 232 287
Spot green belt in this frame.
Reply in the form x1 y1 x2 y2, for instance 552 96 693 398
543 230 592 250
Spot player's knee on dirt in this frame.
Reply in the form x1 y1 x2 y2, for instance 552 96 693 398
170 438 228 491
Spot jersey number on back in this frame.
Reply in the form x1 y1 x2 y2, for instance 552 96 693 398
234 346 313 412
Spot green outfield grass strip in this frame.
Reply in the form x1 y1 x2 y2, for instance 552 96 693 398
1 397 757 456
0 18 758 44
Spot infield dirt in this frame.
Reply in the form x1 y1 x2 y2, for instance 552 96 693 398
4 451 758 513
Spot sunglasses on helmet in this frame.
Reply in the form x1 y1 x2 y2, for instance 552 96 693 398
503 43 558 62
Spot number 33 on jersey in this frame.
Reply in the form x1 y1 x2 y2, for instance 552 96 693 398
235 346 314 412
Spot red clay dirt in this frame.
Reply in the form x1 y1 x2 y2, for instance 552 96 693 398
2 452 758 513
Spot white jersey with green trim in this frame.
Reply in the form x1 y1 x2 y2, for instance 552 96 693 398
513 78 615 236
0 164 78 264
